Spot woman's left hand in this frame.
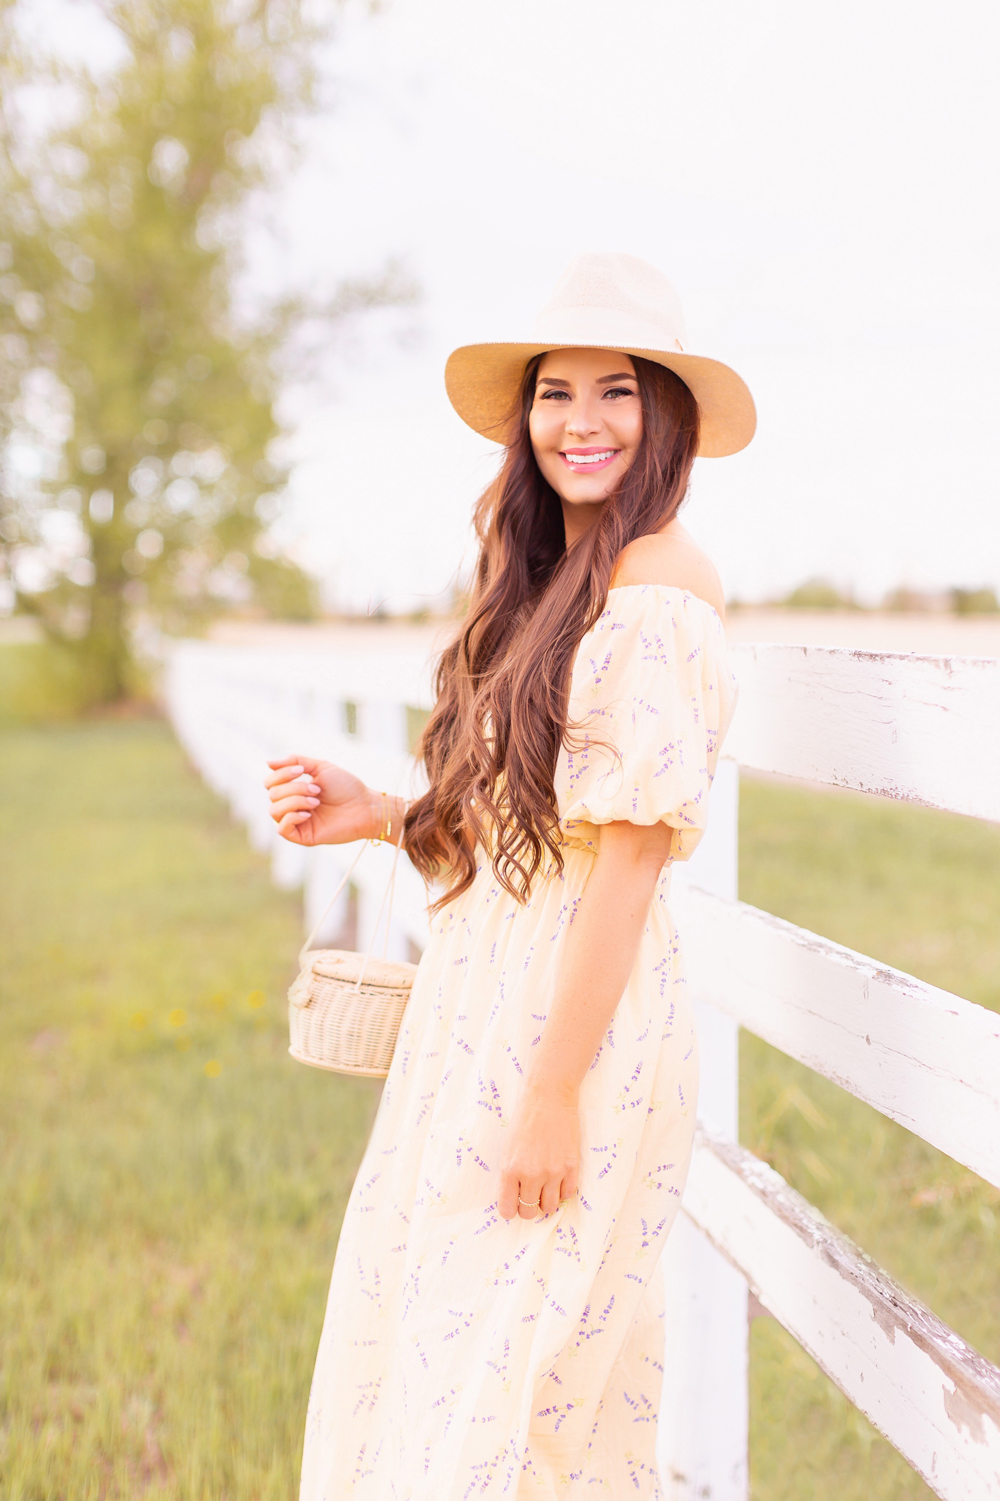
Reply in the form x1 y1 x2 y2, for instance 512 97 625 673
497 1081 580 1221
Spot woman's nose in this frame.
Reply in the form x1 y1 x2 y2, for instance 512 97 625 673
565 400 601 438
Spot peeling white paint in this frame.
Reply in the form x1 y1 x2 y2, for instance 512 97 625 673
727 645 1000 824
684 1130 1000 1499
674 885 1000 1191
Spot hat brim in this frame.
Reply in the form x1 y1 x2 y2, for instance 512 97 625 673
445 342 756 458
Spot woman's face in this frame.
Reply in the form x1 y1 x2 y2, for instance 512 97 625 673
528 348 642 513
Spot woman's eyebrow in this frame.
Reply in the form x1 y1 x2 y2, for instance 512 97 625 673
537 372 636 388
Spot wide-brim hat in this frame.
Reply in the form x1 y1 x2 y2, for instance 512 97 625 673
445 252 756 458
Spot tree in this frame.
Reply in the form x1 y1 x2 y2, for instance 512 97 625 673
0 0 405 703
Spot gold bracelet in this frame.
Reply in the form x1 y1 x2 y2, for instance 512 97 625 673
373 792 410 846
371 790 387 845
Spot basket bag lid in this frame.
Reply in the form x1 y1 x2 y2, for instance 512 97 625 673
305 947 417 989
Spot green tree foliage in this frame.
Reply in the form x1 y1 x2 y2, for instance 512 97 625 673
951 585 999 616
782 577 858 611
0 0 403 703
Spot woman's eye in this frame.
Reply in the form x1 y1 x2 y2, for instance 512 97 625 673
539 389 570 401
604 386 636 399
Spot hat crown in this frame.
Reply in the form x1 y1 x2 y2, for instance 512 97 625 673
530 251 689 355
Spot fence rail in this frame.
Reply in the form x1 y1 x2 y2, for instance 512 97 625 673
673 885 1000 1190
164 633 1000 1500
685 1129 1000 1501
728 645 1000 821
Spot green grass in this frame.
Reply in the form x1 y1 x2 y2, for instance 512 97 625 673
1 728 998 1499
740 776 1000 1501
0 722 380 1500
0 642 96 727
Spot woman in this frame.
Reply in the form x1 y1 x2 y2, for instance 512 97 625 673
265 252 755 1499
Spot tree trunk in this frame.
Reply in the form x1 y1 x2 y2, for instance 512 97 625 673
75 524 133 704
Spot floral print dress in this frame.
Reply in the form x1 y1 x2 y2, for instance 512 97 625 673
299 585 738 1501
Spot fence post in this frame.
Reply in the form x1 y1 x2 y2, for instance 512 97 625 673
658 758 749 1500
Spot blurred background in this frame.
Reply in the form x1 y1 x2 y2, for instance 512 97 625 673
1 3 998 1499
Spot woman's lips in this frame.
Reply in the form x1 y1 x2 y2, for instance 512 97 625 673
559 448 619 474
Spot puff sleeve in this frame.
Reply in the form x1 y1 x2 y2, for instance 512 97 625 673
554 585 737 862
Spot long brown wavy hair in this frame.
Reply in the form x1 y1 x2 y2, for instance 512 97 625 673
403 353 700 909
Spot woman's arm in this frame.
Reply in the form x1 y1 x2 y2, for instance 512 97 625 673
497 817 674 1221
265 754 407 847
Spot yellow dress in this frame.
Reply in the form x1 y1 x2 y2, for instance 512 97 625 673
299 585 737 1501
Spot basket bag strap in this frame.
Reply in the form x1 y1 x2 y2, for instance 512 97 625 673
298 829 406 992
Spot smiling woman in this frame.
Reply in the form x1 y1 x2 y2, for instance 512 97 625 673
265 252 756 1499
530 350 645 539
398 342 705 904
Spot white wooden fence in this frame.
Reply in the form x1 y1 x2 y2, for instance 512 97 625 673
164 634 1000 1500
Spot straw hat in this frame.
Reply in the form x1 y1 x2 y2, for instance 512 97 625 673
445 252 756 458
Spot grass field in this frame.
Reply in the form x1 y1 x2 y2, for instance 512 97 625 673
0 720 998 1499
0 722 380 1500
740 780 1000 1501
0 642 97 728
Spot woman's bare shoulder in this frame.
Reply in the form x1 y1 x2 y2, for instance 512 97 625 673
611 526 726 620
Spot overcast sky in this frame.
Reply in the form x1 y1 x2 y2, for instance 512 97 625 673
35 0 1000 609
260 0 1000 611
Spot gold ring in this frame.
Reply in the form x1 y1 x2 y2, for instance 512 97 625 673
518 1196 540 1209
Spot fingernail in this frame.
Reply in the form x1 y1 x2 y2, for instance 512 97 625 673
306 798 320 807
308 783 321 794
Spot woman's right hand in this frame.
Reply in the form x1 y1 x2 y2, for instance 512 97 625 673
265 754 378 847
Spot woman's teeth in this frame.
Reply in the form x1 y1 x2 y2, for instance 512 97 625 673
564 450 616 466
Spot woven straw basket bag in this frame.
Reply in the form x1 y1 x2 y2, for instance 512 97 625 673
288 838 417 1079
